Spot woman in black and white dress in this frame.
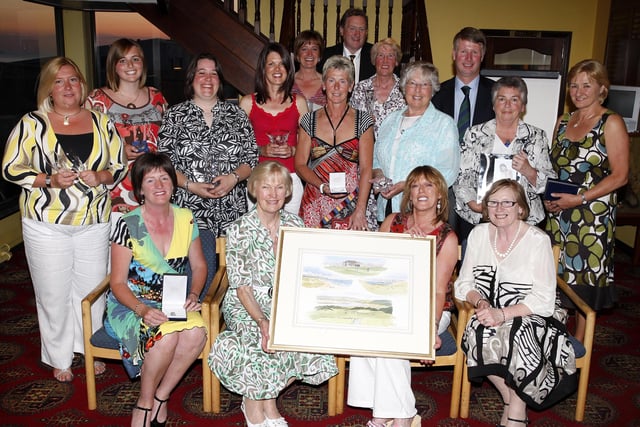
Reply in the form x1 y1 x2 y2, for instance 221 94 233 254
455 179 577 427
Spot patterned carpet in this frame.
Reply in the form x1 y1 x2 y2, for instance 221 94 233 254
0 244 639 426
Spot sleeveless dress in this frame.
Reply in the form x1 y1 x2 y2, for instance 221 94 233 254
105 206 205 378
249 93 300 173
298 107 378 229
208 209 338 399
389 214 456 316
545 111 617 310
292 83 326 111
86 87 167 213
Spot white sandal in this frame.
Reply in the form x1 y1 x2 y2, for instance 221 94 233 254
265 415 288 427
53 367 73 383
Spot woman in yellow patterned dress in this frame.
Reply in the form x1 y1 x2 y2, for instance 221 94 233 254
107 152 207 427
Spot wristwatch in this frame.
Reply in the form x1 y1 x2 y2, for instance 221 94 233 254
45 175 51 188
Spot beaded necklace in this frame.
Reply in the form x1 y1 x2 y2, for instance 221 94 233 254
493 220 522 259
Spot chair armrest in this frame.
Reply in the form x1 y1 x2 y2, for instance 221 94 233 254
556 276 596 352
208 266 229 335
82 274 111 307
81 275 111 348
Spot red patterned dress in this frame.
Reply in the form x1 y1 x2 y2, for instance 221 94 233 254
298 107 377 229
86 87 167 213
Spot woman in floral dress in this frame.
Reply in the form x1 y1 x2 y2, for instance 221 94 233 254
544 59 629 342
209 162 337 427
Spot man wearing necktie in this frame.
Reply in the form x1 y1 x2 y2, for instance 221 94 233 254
432 27 495 250
319 8 376 84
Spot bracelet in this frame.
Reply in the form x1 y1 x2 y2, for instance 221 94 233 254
189 291 199 298
580 192 588 205
500 308 506 324
475 297 488 308
184 180 191 192
319 183 326 194
231 171 240 183
256 316 267 324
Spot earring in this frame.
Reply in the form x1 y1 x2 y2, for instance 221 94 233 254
139 195 145 205
436 199 442 213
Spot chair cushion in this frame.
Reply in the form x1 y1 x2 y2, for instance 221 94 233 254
90 327 120 350
568 335 586 358
436 330 457 356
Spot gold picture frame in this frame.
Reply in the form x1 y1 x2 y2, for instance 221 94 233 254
268 227 437 360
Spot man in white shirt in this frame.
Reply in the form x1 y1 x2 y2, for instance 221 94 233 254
319 8 376 84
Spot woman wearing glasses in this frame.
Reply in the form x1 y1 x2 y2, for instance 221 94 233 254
455 179 577 427
371 61 460 222
453 76 555 235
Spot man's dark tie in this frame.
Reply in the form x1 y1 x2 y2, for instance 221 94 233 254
349 54 356 62
457 85 471 142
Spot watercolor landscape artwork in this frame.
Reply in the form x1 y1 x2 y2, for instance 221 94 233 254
297 253 412 331
269 228 437 359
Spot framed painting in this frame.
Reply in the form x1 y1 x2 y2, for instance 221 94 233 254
268 227 437 360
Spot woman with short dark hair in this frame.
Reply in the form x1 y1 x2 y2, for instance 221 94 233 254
107 152 207 427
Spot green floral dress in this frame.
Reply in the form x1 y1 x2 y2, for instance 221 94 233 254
208 209 338 399
545 111 617 310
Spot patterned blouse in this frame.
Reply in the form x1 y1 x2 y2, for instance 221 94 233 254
453 119 555 225
158 99 259 237
350 74 406 138
2 110 126 225
86 87 168 213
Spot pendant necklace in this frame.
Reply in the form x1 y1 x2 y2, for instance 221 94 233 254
52 109 83 126
572 112 597 128
493 220 522 259
120 89 142 109
324 105 349 146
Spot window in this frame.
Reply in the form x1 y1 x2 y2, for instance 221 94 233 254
94 11 190 105
0 0 57 218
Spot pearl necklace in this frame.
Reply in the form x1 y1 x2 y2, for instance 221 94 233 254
52 108 83 126
493 220 522 259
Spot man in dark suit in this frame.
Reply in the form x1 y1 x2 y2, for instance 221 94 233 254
432 27 495 135
432 27 496 248
319 8 375 83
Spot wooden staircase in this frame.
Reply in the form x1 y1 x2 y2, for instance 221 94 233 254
131 0 267 95
130 0 432 96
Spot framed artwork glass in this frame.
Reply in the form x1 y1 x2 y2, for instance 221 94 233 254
268 227 437 360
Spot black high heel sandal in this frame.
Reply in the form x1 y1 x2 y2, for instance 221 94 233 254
150 395 169 427
133 405 151 427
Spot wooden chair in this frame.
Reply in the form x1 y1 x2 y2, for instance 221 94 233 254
208 237 229 413
81 237 228 412
459 245 595 422
328 246 469 418
327 299 469 418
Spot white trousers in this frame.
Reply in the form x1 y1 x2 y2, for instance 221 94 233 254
247 171 304 216
347 356 417 419
22 218 109 370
